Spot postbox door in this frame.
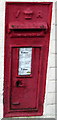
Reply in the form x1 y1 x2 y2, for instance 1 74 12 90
10 47 40 111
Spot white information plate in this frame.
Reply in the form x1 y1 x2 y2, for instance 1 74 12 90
18 48 32 75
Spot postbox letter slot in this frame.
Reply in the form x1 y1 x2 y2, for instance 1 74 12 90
8 22 48 31
8 22 48 37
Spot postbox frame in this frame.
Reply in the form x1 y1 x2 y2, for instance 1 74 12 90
4 2 52 117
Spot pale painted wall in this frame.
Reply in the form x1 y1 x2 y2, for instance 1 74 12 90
55 2 57 119
0 0 56 119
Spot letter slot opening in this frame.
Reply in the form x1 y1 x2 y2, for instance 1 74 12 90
8 22 48 37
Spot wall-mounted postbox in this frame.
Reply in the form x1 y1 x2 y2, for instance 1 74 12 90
4 2 52 117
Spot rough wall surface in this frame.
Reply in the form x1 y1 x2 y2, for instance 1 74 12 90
0 0 55 119
55 1 57 119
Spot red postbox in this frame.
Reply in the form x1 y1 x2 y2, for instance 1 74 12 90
4 2 52 117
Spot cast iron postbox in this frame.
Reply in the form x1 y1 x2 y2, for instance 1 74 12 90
4 2 52 117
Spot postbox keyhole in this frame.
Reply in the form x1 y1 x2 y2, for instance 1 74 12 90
16 80 22 87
